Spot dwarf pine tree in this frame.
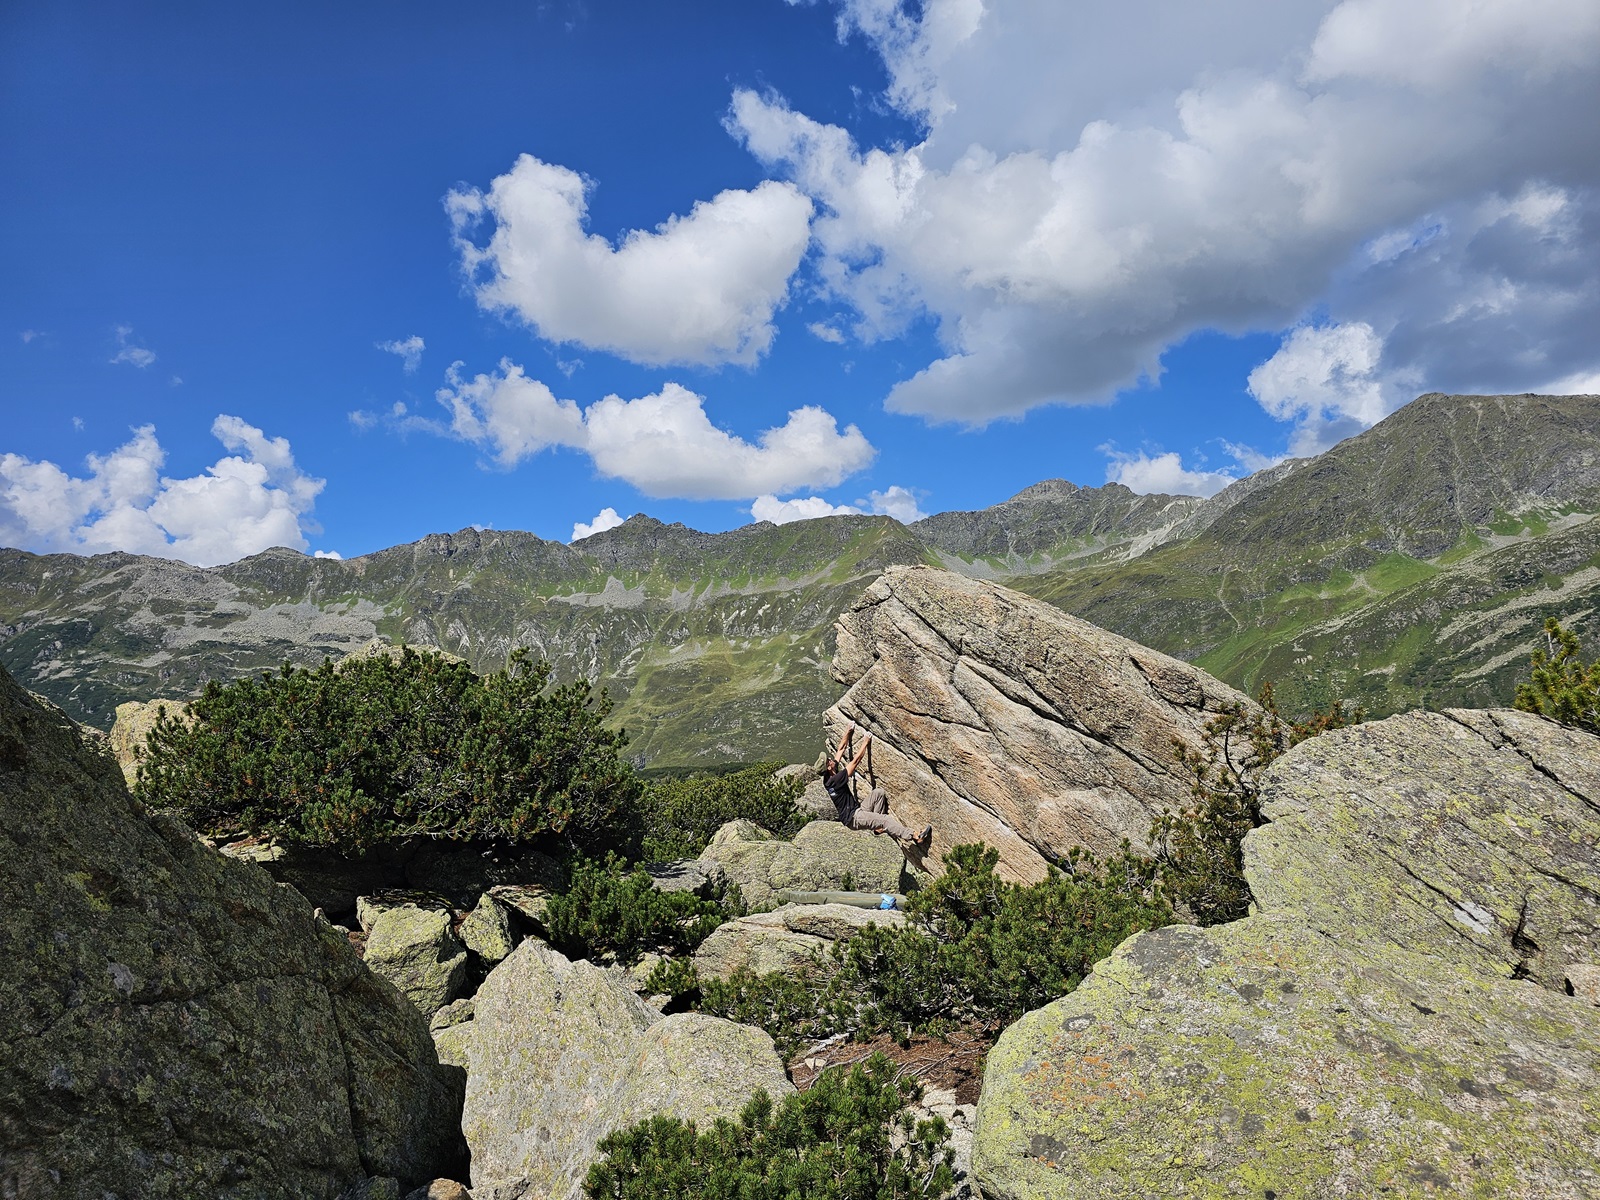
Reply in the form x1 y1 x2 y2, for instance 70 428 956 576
1515 616 1600 735
134 646 639 854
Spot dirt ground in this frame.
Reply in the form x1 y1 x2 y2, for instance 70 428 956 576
786 1025 993 1105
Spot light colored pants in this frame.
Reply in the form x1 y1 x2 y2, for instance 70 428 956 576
844 786 917 841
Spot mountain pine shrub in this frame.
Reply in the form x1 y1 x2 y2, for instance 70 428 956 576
134 647 639 854
637 763 807 860
1152 682 1362 924
1515 616 1600 734
544 853 739 966
583 1053 956 1200
694 841 1172 1055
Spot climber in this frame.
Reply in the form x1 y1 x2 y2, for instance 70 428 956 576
820 726 932 853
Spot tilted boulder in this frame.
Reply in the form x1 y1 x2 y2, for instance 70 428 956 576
458 891 520 965
972 709 1600 1200
828 566 1255 879
697 817 909 910
462 940 792 1200
365 904 470 1017
0 665 462 1199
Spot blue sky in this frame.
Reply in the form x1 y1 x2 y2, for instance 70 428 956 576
3 0 1598 565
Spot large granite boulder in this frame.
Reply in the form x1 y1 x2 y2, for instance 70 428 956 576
697 817 910 910
693 902 907 980
108 696 191 786
462 940 792 1200
972 709 1600 1199
365 904 470 1017
0 665 462 1198
829 566 1256 879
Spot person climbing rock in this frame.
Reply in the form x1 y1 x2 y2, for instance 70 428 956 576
820 726 932 853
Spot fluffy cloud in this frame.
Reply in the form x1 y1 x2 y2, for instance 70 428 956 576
448 155 814 367
378 334 425 373
110 325 156 369
729 0 1600 428
437 362 875 500
751 494 858 523
572 506 627 541
1103 448 1240 498
0 417 324 566
749 482 926 525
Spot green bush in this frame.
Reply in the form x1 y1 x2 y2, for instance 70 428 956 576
637 763 806 861
583 1054 956 1200
1515 616 1600 734
697 841 1172 1055
1152 682 1361 925
545 853 738 966
134 647 639 855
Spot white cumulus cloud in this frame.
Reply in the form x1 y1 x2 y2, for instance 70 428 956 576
447 154 814 367
377 334 425 373
1103 448 1240 498
572 507 628 541
750 482 926 525
727 0 1600 431
437 362 875 500
0 417 325 567
752 494 860 524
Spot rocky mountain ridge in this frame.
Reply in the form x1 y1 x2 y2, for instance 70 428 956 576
3 391 1598 765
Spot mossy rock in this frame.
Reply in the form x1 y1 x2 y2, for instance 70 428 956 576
972 709 1600 1199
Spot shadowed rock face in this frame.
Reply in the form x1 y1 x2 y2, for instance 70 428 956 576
827 566 1255 879
972 708 1600 1200
0 666 462 1200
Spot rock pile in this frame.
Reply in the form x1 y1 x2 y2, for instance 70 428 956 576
972 708 1600 1199
828 565 1256 879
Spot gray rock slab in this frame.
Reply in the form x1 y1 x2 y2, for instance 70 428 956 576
972 708 1600 1200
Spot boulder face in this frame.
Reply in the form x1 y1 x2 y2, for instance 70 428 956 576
693 902 906 981
697 817 911 910
972 709 1600 1200
462 940 793 1200
0 666 463 1199
829 566 1255 879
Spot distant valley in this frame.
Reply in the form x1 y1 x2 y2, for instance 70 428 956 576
3 391 1597 766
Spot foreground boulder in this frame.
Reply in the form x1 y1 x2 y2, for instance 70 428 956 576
697 817 910 910
829 566 1255 879
0 666 462 1198
462 940 793 1200
972 709 1600 1199
694 902 907 980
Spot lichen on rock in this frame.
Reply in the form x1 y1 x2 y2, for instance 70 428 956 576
972 707 1600 1199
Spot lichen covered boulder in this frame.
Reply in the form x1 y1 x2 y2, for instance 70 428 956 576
461 940 790 1200
972 709 1600 1199
698 817 910 910
365 904 470 1016
694 903 906 980
0 665 462 1199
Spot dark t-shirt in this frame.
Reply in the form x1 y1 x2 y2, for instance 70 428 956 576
823 768 855 819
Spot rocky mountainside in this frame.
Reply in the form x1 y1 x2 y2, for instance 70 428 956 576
0 484 1193 767
2 392 1598 765
1027 391 1600 717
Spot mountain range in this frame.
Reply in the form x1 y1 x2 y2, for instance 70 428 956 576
3 391 1596 766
